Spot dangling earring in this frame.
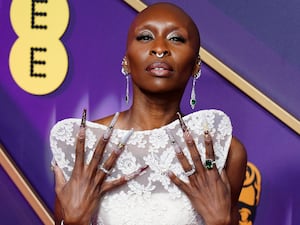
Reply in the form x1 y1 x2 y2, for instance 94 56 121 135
190 56 202 109
121 56 130 104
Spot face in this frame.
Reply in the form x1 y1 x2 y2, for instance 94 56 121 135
125 3 200 96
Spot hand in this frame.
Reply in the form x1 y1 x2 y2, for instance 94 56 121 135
168 115 232 225
52 112 140 225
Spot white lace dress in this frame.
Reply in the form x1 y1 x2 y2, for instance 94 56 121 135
50 109 232 225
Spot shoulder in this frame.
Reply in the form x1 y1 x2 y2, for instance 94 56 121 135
191 109 232 127
190 109 232 126
93 111 129 129
192 109 233 135
93 114 114 126
192 109 230 117
50 118 80 134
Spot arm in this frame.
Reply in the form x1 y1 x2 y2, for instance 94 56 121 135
54 196 63 225
226 137 248 225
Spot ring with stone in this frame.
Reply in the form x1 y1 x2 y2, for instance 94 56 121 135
99 165 111 175
184 165 196 177
204 159 216 170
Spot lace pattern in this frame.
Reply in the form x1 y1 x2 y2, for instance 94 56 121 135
50 109 232 225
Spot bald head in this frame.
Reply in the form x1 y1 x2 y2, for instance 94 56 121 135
127 2 200 54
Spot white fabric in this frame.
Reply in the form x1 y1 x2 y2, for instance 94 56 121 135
50 109 232 225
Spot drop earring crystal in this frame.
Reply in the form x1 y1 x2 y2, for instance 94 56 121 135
190 56 202 109
121 56 130 104
125 75 130 104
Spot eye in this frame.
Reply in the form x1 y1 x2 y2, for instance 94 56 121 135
169 36 186 43
168 32 186 43
136 34 153 41
136 30 154 42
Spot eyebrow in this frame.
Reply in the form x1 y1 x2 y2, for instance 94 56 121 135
135 23 187 36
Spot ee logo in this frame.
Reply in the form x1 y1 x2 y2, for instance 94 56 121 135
9 0 69 95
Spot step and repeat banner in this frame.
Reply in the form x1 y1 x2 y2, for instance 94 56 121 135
0 1 299 224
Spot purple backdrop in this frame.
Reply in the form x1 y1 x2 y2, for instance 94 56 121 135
0 1 299 225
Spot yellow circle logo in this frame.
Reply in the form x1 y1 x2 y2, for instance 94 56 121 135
9 0 69 95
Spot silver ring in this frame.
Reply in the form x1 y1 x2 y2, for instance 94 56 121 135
184 165 196 177
99 165 111 175
204 159 216 170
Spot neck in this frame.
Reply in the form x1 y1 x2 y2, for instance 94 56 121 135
121 94 182 130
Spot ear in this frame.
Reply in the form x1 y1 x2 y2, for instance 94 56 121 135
121 55 131 75
191 55 201 77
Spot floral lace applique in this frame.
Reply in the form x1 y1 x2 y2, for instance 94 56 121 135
52 120 75 146
50 109 232 225
117 150 141 175
148 129 169 150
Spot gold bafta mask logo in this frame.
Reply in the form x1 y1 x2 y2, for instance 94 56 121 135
238 162 261 225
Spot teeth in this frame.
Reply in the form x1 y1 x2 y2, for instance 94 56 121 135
154 68 164 70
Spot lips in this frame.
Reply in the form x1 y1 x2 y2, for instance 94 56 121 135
146 62 173 77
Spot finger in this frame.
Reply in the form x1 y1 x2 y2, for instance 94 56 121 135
220 169 231 193
183 131 204 173
204 130 214 159
89 134 110 171
176 147 196 179
167 128 197 179
73 126 86 174
99 177 126 195
89 112 120 170
73 109 87 174
124 165 149 181
168 171 189 193
177 112 203 173
98 129 134 176
99 148 119 174
204 130 217 171
99 165 149 195
53 165 66 194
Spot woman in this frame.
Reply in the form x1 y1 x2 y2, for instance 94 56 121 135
51 2 247 225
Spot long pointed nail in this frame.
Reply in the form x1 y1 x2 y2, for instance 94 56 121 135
50 159 58 172
109 112 120 128
177 112 188 132
80 108 87 128
125 165 149 181
103 112 120 140
78 109 87 141
204 130 212 143
167 170 174 177
120 128 134 146
177 112 193 143
114 128 134 154
166 128 182 154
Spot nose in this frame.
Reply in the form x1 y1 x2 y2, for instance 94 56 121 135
150 38 170 58
151 50 169 58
